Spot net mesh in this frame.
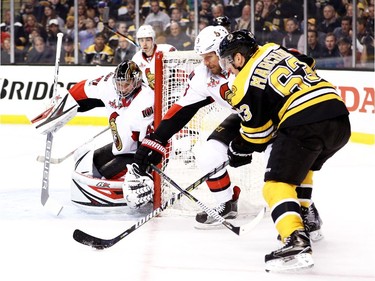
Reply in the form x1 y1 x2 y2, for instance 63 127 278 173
156 51 267 217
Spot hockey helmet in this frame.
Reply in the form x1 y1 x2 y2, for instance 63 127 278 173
136 24 156 42
194 25 228 57
113 60 142 99
219 29 258 64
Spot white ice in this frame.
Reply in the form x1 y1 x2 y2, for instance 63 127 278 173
0 124 374 281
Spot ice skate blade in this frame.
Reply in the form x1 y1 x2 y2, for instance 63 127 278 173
265 253 314 273
310 230 324 242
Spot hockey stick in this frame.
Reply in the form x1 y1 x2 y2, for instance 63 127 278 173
36 126 110 164
151 164 265 236
102 6 139 47
41 33 64 216
73 161 230 249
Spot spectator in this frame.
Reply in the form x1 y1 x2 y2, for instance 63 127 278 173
169 8 190 33
360 35 375 69
356 17 370 50
281 18 303 50
166 21 193 50
23 14 47 42
83 32 114 65
108 21 128 50
0 9 28 50
61 35 83 64
46 19 62 49
144 0 171 31
25 36 55 64
40 2 65 32
212 4 225 20
114 36 137 64
365 4 374 36
225 0 246 22
141 1 167 21
63 15 75 37
261 0 284 33
306 18 326 46
306 29 325 59
333 16 352 44
169 0 190 19
337 36 356 68
261 0 284 44
1 37 12 64
235 4 251 31
49 0 68 22
317 5 340 34
117 0 136 27
199 0 214 24
185 10 197 40
319 32 344 68
19 0 44 23
78 17 98 53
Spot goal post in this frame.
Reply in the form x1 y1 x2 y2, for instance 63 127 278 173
153 51 266 216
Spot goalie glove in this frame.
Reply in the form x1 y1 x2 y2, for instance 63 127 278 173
123 163 154 209
134 133 167 173
227 136 253 168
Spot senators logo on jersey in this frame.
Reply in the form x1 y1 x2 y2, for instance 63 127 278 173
219 82 235 106
109 112 123 151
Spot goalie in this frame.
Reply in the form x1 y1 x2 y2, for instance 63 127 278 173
37 60 156 210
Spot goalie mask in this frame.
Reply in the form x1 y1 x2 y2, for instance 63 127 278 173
113 60 142 100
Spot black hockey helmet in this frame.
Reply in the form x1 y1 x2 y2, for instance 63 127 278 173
219 29 258 63
213 16 231 31
113 60 142 99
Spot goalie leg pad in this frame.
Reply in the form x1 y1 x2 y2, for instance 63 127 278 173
71 171 126 211
123 164 154 209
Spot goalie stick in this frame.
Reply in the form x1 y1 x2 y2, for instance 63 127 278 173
73 161 230 249
36 126 110 164
40 33 64 216
152 164 265 236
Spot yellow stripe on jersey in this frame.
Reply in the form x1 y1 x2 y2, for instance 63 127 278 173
277 81 343 126
240 119 275 144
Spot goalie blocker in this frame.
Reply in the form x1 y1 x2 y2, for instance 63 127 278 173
29 88 78 135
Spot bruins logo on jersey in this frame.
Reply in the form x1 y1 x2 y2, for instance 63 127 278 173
219 82 236 106
109 112 122 151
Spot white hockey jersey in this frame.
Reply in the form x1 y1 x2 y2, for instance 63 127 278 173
69 73 154 156
176 63 236 111
132 43 176 89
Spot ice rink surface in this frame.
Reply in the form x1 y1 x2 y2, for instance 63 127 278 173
0 124 374 281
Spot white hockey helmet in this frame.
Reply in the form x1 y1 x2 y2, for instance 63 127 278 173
136 24 156 41
194 25 228 56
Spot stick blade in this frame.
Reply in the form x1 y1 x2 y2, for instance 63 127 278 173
73 229 113 250
239 207 266 235
42 197 63 216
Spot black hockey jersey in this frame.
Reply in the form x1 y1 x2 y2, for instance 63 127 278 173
224 43 349 152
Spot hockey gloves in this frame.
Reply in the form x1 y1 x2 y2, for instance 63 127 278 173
228 136 253 168
123 163 154 209
134 133 167 173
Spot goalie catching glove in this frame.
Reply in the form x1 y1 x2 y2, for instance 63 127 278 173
123 163 154 209
228 136 253 168
134 133 167 173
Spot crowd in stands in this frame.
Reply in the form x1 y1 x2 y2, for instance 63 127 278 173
1 0 374 69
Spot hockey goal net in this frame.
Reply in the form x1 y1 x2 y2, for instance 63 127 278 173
154 51 267 216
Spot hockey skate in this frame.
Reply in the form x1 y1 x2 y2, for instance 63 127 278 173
302 203 324 242
277 203 323 242
265 229 314 272
194 186 240 229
